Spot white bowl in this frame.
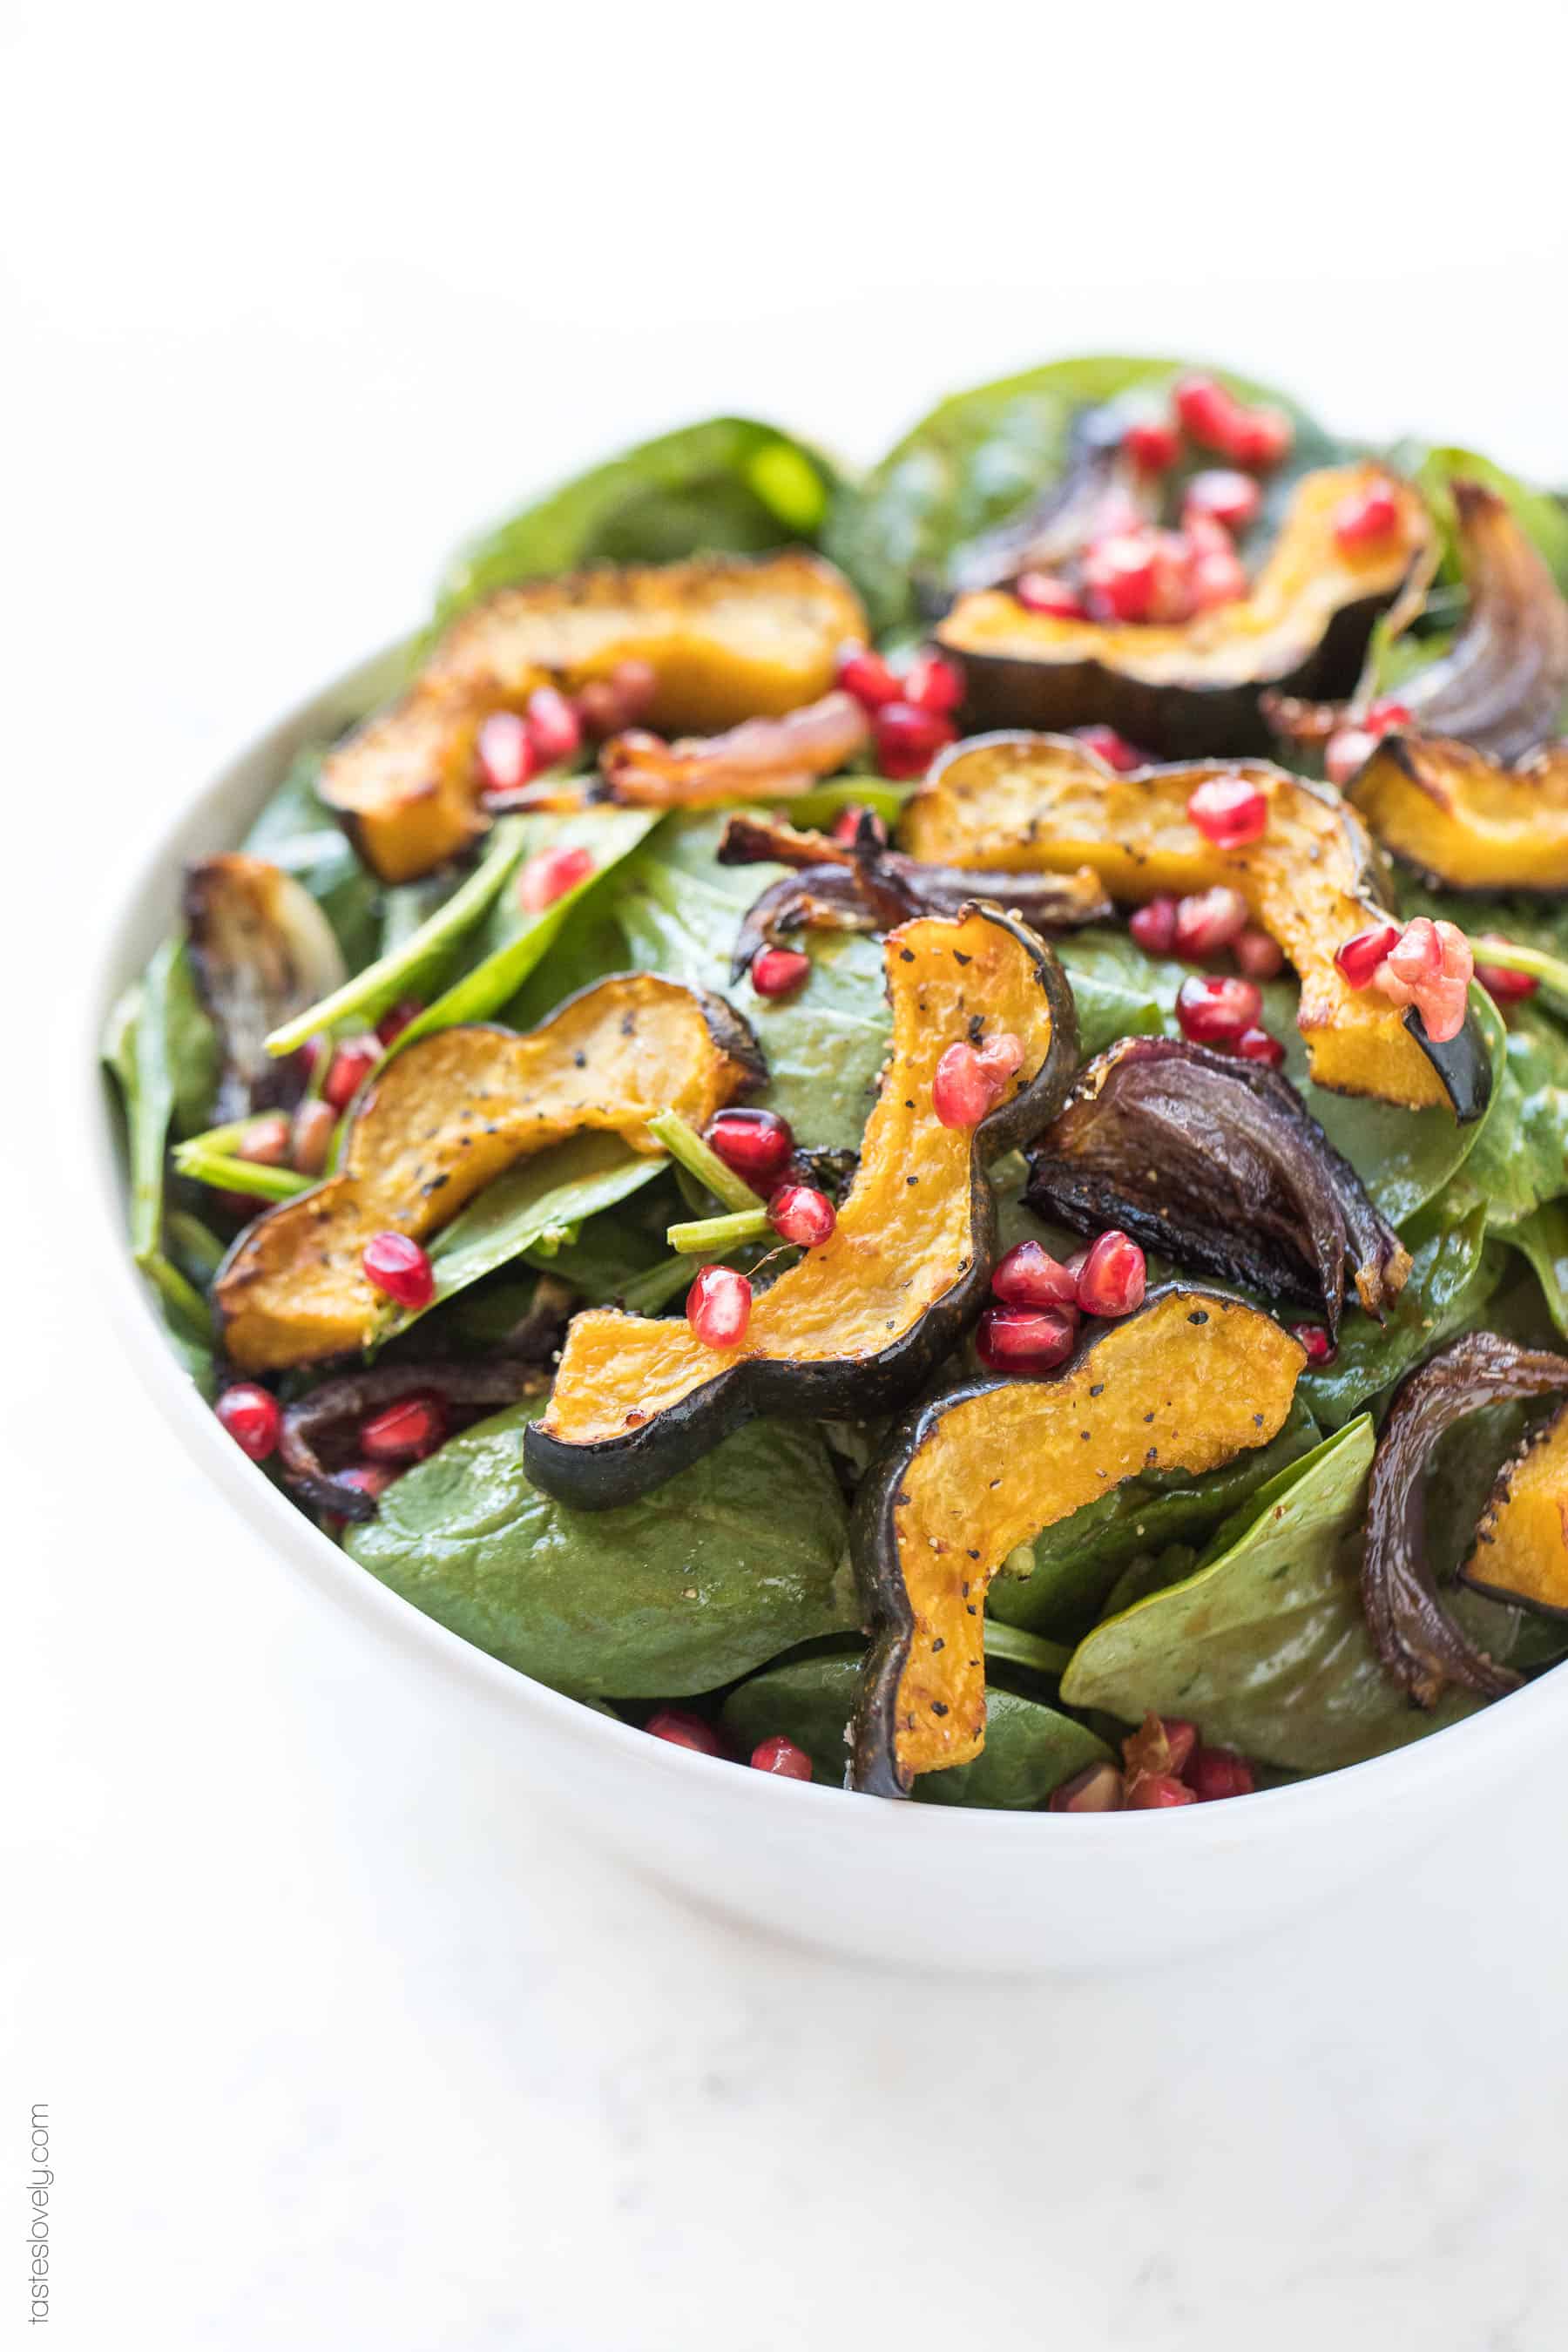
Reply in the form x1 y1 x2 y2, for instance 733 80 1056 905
83 646 1568 1973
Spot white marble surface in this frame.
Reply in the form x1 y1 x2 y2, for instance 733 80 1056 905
8 6 1568 2343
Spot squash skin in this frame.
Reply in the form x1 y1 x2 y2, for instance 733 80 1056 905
1349 732 1568 895
849 1288 1307 1797
1462 1402 1568 1620
320 551 868 882
905 730 1492 1121
523 906 1080 1511
213 974 761 1373
934 464 1432 756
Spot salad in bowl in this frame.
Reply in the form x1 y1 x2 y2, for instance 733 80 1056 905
104 358 1568 1821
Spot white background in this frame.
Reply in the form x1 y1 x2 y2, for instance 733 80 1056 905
7 4 1568 2345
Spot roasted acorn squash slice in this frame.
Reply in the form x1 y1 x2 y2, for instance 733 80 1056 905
1348 732 1568 894
904 731 1491 1119
524 907 1078 1509
934 464 1431 755
1462 1402 1568 1620
214 974 760 1371
849 1288 1307 1795
321 551 867 882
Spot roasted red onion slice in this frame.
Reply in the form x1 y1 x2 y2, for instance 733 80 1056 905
598 690 869 808
185 855 347 1119
278 1357 551 1520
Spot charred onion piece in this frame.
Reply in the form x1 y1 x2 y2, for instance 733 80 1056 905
941 402 1140 603
1363 1334 1568 1704
185 855 348 1120
278 1358 550 1520
1024 1037 1410 1339
598 690 868 808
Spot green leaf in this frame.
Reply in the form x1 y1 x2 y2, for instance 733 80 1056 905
1508 1202 1568 1336
347 1405 858 1698
1444 999 1568 1232
1300 1201 1502 1429
240 747 382 970
719 1650 1112 1806
1405 443 1568 594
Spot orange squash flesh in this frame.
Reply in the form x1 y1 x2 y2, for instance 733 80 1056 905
214 975 759 1371
1350 733 1568 893
850 1290 1306 1794
904 731 1481 1114
321 551 868 882
1463 1403 1568 1618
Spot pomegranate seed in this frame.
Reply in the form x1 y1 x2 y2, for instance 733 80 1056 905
1365 699 1413 733
1334 481 1401 550
518 842 595 914
1075 1230 1146 1319
214 1382 280 1462
645 1707 725 1756
1122 416 1181 472
375 997 423 1048
1416 973 1471 1044
1186 774 1267 850
901 650 964 716
835 642 902 710
686 1263 752 1350
750 1734 813 1780
1173 374 1242 449
1184 470 1261 532
1291 1321 1337 1367
750 946 811 998
976 1303 1078 1375
767 1183 836 1247
1173 886 1248 959
1126 1773 1198 1808
362 1231 436 1311
1189 1746 1256 1801
1162 1720 1200 1776
361 1395 447 1463
1125 1713 1200 1781
975 1031 1024 1087
476 710 539 797
1190 546 1250 611
323 1034 381 1111
1063 1246 1090 1279
1235 1024 1286 1068
1176 973 1263 1044
1233 925 1284 979
1083 529 1193 625
873 700 956 780
1475 942 1539 1004
991 1240 1080 1310
524 684 583 767
932 1032 1023 1128
830 803 889 847
1335 923 1402 989
1230 409 1293 469
1015 572 1087 619
1325 727 1376 787
338 1464 394 1504
1129 896 1179 955
706 1108 794 1188
1048 1761 1125 1813
575 659 659 738
290 1098 337 1176
236 1112 290 1166
1074 725 1145 774
1385 916 1443 990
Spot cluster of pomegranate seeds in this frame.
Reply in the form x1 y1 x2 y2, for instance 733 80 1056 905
476 665 657 801
322 1033 381 1111
1333 480 1401 550
931 1031 1025 1129
1073 724 1146 773
1323 697 1412 787
1472 939 1539 1005
1081 529 1196 625
375 997 422 1048
1128 880 1288 1065
645 1707 727 1756
1175 972 1263 1046
706 1107 794 1187
360 1395 447 1463
767 1183 836 1247
835 640 963 778
1333 922 1402 990
289 1098 337 1176
215 1382 281 1462
517 842 595 914
1336 915 1474 1043
1290 1321 1337 1368
1186 773 1268 850
978 1230 1146 1377
750 945 812 999
1051 1711 1255 1812
362 1231 436 1311
686 1262 752 1350
750 1734 813 1780
1173 375 1293 470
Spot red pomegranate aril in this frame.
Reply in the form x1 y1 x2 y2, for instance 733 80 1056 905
1173 374 1241 450
1335 923 1402 990
323 1034 381 1110
1129 896 1179 955
1048 1761 1125 1813
1324 727 1375 787
375 997 423 1048
1291 1321 1337 1367
1074 725 1145 774
236 1112 290 1166
215 1382 280 1462
1186 774 1268 850
873 699 956 781
290 1098 337 1176
750 1734 813 1781
835 641 902 710
1188 1746 1256 1801
338 1463 394 1504
1015 571 1087 619
1385 916 1443 989
1189 547 1249 612
1233 924 1285 979
767 1183 836 1248
975 1031 1024 1087
1122 415 1181 473
1235 1024 1286 1068
1173 886 1248 959
361 1395 446 1463
1365 698 1413 734
575 659 659 738
686 1263 752 1350
992 1240 1080 1310
1334 481 1401 550
830 803 889 847
645 1707 725 1757
976 1303 1078 1375
524 683 583 767
362 1231 436 1311
1474 942 1539 1004
706 1107 794 1188
1126 1773 1198 1808
1075 1229 1146 1319
1159 1719 1200 1777
1228 408 1293 470
902 650 964 716
1083 529 1194 625
1184 469 1261 532
750 946 811 998
518 842 595 914
1176 972 1263 1044
932 1031 1023 1128
476 710 539 797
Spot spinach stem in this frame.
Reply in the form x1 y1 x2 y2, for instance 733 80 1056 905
645 1109 763 1213
172 1147 312 1200
983 1621 1074 1680
1466 939 1568 1005
666 1206 772 1254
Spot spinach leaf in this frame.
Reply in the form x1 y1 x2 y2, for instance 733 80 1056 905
1401 443 1568 593
1508 1202 1568 1335
1444 1000 1568 1232
241 749 382 970
720 1650 1112 1807
1300 1203 1501 1429
347 1405 857 1698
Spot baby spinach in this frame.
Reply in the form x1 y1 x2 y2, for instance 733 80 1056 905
1444 1001 1568 1233
241 748 382 970
1509 1203 1568 1336
348 1405 857 1698
1401 443 1568 593
1300 1203 1501 1429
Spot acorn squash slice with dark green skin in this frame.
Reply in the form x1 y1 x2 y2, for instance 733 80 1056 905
320 550 868 883
1348 732 1568 894
524 906 1079 1511
933 464 1432 756
905 730 1491 1120
214 973 761 1373
848 1288 1307 1796
1462 1401 1568 1620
